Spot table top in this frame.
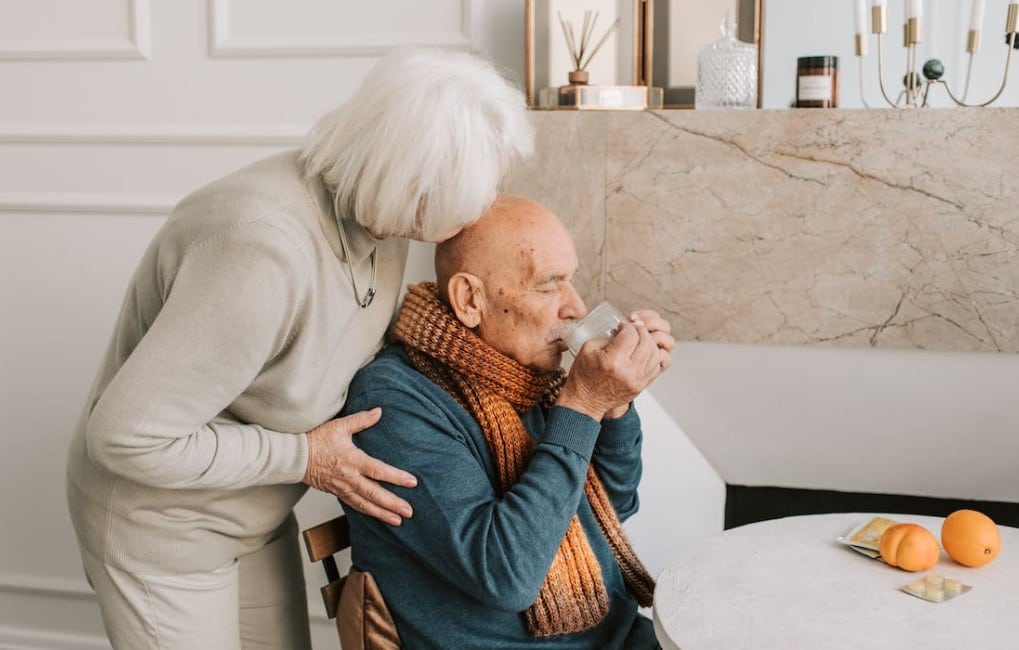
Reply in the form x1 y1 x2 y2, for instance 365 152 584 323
653 512 1019 650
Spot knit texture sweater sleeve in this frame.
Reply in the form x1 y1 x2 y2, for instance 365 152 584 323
344 356 604 612
85 221 310 489
592 407 644 522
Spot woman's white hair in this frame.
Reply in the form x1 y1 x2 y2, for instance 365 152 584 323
300 47 534 242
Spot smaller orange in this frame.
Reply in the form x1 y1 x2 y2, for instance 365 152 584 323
879 523 940 572
941 509 1001 567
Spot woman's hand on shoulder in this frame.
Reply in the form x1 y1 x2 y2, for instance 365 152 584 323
304 408 417 526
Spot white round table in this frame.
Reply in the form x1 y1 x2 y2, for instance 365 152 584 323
653 513 1019 650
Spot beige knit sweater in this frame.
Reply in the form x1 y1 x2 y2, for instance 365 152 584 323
66 151 408 574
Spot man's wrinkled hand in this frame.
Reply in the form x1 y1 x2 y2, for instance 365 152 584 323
557 310 675 421
303 408 417 526
629 308 675 370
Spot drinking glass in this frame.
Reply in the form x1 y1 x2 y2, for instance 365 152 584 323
564 302 626 355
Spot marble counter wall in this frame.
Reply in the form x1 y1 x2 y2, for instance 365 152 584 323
504 108 1019 352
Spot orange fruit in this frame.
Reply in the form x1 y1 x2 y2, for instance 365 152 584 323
941 509 1001 567
879 523 941 572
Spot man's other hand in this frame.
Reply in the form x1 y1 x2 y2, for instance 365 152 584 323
557 311 675 420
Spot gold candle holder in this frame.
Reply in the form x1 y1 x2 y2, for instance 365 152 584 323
872 4 887 34
906 16 922 45
967 29 982 54
855 33 868 57
870 3 1016 108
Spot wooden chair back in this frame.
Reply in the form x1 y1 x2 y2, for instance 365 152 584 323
301 514 351 619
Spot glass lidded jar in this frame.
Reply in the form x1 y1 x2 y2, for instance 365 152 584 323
695 13 758 110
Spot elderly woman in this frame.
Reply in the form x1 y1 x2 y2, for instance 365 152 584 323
65 47 533 649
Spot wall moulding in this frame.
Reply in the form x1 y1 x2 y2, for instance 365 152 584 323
0 626 111 650
0 570 331 649
207 0 473 58
0 0 150 61
0 123 306 146
0 192 174 216
0 572 94 600
0 572 109 650
0 125 302 217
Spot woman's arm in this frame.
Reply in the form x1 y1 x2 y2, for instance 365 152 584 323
86 222 310 489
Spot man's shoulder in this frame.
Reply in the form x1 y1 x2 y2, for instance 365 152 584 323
353 345 414 381
346 346 478 439
349 346 449 405
162 151 317 249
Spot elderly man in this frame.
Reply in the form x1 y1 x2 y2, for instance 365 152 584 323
339 194 674 648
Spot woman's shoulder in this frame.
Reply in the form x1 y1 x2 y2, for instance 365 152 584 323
161 151 320 256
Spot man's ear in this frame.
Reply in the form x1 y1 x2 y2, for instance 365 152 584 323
446 272 485 328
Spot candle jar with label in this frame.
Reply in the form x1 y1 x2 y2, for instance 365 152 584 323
796 56 838 108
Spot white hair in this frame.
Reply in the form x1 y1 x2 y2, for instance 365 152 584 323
300 47 534 242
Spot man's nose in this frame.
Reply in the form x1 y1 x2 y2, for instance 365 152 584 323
562 284 587 320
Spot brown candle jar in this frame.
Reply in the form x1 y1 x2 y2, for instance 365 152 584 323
796 56 838 108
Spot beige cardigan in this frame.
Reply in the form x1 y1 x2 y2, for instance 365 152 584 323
66 151 408 574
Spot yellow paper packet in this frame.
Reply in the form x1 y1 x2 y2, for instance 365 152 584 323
837 516 900 558
845 516 898 549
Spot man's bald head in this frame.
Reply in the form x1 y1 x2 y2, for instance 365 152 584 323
432 193 585 371
435 194 562 301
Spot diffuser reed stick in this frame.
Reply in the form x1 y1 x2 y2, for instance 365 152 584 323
557 10 620 83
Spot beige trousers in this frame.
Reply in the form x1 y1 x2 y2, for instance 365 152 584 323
80 514 312 650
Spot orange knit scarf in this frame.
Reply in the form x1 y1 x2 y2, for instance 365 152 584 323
392 282 654 637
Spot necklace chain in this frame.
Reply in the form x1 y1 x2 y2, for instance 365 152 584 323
336 218 377 309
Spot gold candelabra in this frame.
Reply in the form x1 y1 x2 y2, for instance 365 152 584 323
854 0 1019 108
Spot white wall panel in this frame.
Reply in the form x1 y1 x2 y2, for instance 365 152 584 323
0 0 149 60
0 138 294 198
210 0 472 57
0 127 302 215
0 213 165 597
0 0 379 124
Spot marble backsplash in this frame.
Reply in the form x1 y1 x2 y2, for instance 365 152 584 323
504 108 1019 353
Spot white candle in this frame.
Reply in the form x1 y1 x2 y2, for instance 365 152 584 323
909 0 922 19
854 0 867 33
970 0 985 31
872 0 886 8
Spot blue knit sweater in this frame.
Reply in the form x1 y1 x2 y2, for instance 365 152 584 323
341 346 650 649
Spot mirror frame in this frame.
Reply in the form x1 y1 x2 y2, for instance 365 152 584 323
652 0 763 107
524 0 652 107
525 0 763 109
